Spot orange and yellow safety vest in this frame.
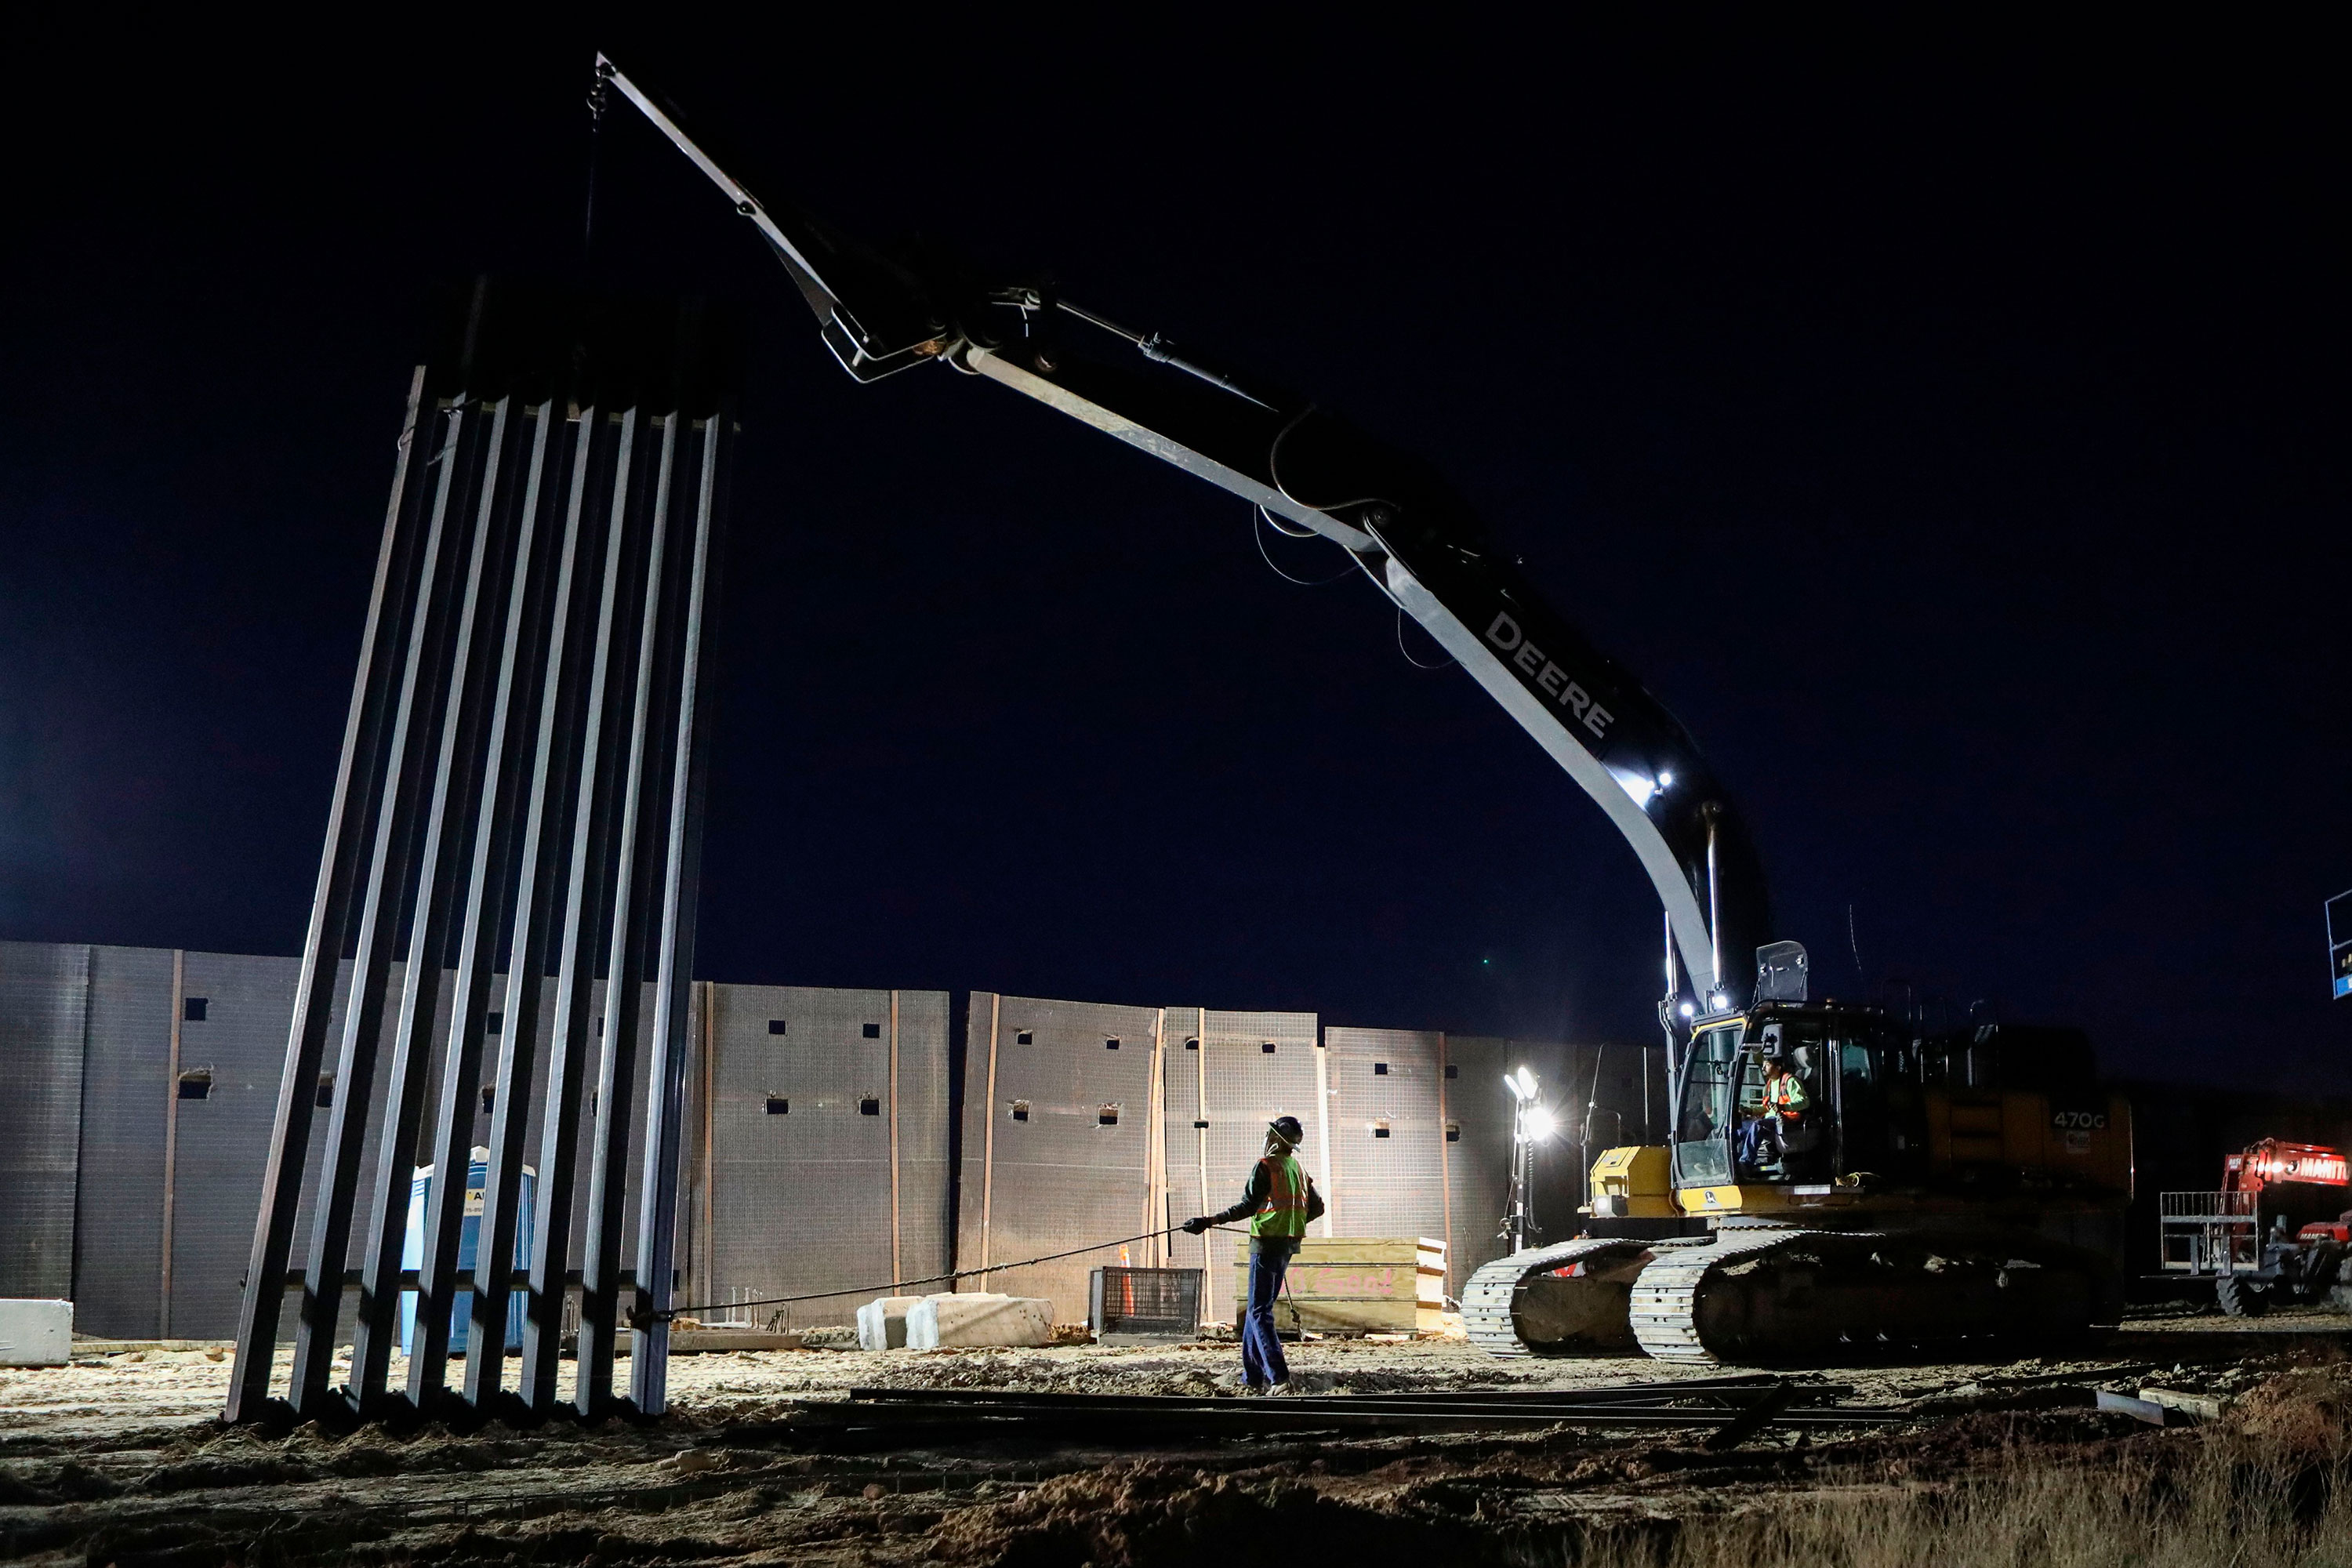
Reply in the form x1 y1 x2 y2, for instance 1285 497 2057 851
1250 1154 1311 1238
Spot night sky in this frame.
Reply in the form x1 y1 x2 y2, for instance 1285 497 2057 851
5 26 2343 1093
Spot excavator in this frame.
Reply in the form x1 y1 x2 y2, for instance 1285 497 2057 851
1479 1013 2131 1361
597 58 2134 1364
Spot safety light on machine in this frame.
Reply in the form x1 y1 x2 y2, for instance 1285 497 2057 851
1519 1105 1558 1143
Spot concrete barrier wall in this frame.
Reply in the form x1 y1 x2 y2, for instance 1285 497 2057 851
1439 1035 1516 1294
1170 1009 1325 1295
4 939 667 1339
958 1000 1327 1323
167 949 310 1342
953 994 1166 1319
69 944 169 1335
1323 1026 1447 1255
703 984 951 1330
0 941 89 1302
2 937 1544 1337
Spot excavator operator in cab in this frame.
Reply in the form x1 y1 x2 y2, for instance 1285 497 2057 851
1739 1055 1809 1173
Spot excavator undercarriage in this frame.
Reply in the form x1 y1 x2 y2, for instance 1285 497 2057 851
1465 1224 2124 1363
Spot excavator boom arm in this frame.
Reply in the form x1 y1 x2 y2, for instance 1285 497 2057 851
599 55 1769 1006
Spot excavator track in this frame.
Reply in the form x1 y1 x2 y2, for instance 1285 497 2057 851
1469 1225 2122 1363
1629 1227 1795 1362
1462 1236 1704 1357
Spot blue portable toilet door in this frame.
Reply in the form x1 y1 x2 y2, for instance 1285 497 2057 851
400 1149 539 1357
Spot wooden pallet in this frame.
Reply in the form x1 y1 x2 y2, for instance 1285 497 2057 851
1230 1236 1447 1334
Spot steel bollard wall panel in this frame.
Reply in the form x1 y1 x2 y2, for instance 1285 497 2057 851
555 981 654 1265
62 946 568 1343
179 956 463 1343
220 297 737 1423
1323 1027 1447 1250
0 941 91 1301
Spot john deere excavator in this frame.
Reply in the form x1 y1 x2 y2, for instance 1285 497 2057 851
598 58 2134 1364
1466 1010 2132 1362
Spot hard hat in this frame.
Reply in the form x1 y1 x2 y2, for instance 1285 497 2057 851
1268 1116 1305 1147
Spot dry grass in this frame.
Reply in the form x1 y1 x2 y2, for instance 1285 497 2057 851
1566 1441 2352 1568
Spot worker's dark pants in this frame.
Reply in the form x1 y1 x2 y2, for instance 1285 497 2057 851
1242 1236 1300 1388
1739 1116 1788 1170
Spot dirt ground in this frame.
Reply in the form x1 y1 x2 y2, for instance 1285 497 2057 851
5 1305 2349 1566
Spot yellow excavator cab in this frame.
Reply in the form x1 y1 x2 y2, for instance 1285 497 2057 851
1584 1145 1676 1218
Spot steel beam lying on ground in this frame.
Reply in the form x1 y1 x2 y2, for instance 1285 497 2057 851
786 1382 1910 1448
845 1374 1830 1408
227 285 734 1426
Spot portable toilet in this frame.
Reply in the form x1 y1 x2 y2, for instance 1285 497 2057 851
400 1148 535 1356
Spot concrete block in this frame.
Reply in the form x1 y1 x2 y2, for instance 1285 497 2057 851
0 1299 72 1367
906 1293 1054 1350
856 1295 931 1352
2140 1386 2227 1422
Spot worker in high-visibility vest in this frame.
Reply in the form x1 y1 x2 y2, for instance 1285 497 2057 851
1184 1115 1327 1392
1738 1057 1809 1171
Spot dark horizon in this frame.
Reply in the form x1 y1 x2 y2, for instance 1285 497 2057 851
5 24 2344 1092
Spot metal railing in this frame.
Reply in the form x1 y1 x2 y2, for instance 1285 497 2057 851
2158 1190 2257 1274
2161 1190 2255 1220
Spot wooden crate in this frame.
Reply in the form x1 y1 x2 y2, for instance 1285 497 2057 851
1230 1236 1447 1335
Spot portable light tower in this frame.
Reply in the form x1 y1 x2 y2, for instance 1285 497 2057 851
1501 1066 1555 1254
